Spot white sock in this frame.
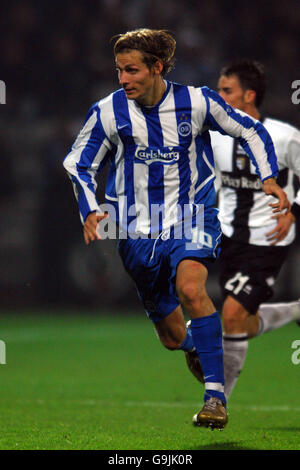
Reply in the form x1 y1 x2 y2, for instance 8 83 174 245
223 333 248 400
257 300 300 335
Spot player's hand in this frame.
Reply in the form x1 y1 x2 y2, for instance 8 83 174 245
83 211 109 245
262 177 291 213
265 212 296 246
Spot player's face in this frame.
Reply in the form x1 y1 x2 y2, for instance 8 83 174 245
115 50 162 106
218 74 248 111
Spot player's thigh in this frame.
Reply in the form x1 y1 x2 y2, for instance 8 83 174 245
118 237 180 322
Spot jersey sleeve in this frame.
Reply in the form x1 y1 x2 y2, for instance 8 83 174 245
201 86 279 181
63 103 115 223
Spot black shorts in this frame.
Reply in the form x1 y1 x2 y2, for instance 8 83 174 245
218 235 289 315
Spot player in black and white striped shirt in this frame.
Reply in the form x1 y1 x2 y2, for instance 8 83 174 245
209 60 300 399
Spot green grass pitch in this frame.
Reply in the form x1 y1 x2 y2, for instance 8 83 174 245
0 310 299 450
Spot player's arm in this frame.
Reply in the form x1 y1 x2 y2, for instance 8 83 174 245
63 103 113 242
202 87 290 212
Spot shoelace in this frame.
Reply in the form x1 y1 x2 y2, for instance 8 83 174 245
204 398 221 411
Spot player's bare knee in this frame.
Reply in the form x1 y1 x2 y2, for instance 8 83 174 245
222 302 248 334
223 314 242 334
177 282 204 310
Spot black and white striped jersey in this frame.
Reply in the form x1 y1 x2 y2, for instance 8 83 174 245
211 117 300 246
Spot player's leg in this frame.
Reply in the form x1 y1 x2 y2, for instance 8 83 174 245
223 295 300 399
221 295 252 399
219 236 297 400
222 295 259 336
221 295 300 338
221 268 299 399
153 304 190 350
176 259 216 318
153 304 205 383
118 236 204 380
176 259 227 428
218 235 261 401
256 300 300 334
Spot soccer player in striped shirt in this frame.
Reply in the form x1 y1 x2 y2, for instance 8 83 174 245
209 59 300 400
63 29 289 430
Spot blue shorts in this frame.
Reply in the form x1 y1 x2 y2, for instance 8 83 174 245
118 208 221 322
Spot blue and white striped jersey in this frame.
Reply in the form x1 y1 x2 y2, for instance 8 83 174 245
63 81 278 236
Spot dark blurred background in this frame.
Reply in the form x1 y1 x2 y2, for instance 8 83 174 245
0 0 299 313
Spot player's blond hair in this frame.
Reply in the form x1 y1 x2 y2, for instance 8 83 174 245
112 28 176 76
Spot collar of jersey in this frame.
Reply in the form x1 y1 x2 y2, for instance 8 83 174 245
134 80 171 111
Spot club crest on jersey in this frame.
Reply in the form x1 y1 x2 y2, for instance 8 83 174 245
135 146 180 165
177 121 192 137
236 156 246 170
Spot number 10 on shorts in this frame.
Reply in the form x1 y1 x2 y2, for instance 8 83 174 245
186 227 213 250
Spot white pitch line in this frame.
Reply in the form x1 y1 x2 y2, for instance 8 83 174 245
229 404 300 412
12 398 300 412
124 402 300 412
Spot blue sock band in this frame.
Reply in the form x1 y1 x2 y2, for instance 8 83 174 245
190 312 226 404
179 327 194 352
